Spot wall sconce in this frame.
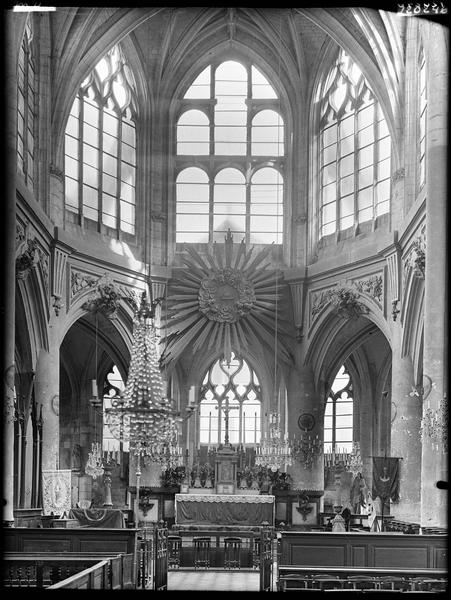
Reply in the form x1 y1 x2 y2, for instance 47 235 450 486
292 434 322 469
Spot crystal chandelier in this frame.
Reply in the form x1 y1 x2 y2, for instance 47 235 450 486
292 432 323 469
255 412 292 472
85 441 104 479
104 292 180 467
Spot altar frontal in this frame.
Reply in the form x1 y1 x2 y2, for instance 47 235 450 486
175 493 275 527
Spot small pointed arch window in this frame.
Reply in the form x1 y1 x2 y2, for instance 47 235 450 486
199 352 261 446
64 44 138 235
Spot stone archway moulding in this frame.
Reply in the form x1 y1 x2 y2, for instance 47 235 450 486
305 296 392 396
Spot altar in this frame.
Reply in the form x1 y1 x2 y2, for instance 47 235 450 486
175 493 275 527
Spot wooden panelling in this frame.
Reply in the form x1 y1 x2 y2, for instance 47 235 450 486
279 531 447 570
79 539 130 553
22 538 72 552
373 545 428 568
351 545 367 566
3 527 138 556
291 544 345 566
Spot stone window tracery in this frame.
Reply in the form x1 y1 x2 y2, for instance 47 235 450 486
318 48 391 238
175 59 284 244
199 353 261 446
17 15 35 191
418 46 427 189
64 45 137 235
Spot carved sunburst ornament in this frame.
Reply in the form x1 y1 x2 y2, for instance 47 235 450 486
160 230 292 367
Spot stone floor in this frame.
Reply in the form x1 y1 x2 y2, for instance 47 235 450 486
167 568 263 592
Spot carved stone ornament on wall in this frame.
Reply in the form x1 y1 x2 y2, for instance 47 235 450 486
81 272 122 319
160 229 293 366
71 270 98 299
310 285 369 323
199 267 256 323
40 251 50 297
15 222 41 280
4 365 16 424
353 274 383 304
409 237 426 279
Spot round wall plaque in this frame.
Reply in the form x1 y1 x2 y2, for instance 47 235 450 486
298 412 315 431
51 394 60 416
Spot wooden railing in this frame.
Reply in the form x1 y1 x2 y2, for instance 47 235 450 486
3 552 134 589
166 527 260 568
47 560 111 589
47 554 134 589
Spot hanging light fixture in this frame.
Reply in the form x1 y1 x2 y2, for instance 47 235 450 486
255 412 292 472
104 292 180 467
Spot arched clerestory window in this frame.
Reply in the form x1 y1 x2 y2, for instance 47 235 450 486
17 15 35 191
175 60 284 244
64 45 138 236
199 353 261 446
318 48 391 239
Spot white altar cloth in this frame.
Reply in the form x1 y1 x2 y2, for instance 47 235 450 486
175 494 275 526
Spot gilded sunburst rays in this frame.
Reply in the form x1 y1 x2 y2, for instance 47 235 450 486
160 231 293 366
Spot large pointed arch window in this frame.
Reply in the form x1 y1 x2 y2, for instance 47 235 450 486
175 60 284 244
17 15 35 191
324 365 354 453
199 353 261 446
318 49 391 239
64 45 138 236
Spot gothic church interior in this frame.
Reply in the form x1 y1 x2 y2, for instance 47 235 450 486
3 5 448 583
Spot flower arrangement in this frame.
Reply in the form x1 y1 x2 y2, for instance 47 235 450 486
160 466 186 488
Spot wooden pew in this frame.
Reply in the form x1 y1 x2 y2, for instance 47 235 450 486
277 530 447 591
3 552 134 589
46 559 111 589
2 528 141 587
277 566 448 591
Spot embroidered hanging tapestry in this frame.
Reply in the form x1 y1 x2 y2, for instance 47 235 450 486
372 457 400 503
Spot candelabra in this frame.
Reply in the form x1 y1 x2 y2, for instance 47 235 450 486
292 433 322 469
323 442 363 474
255 412 292 472
85 442 104 479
